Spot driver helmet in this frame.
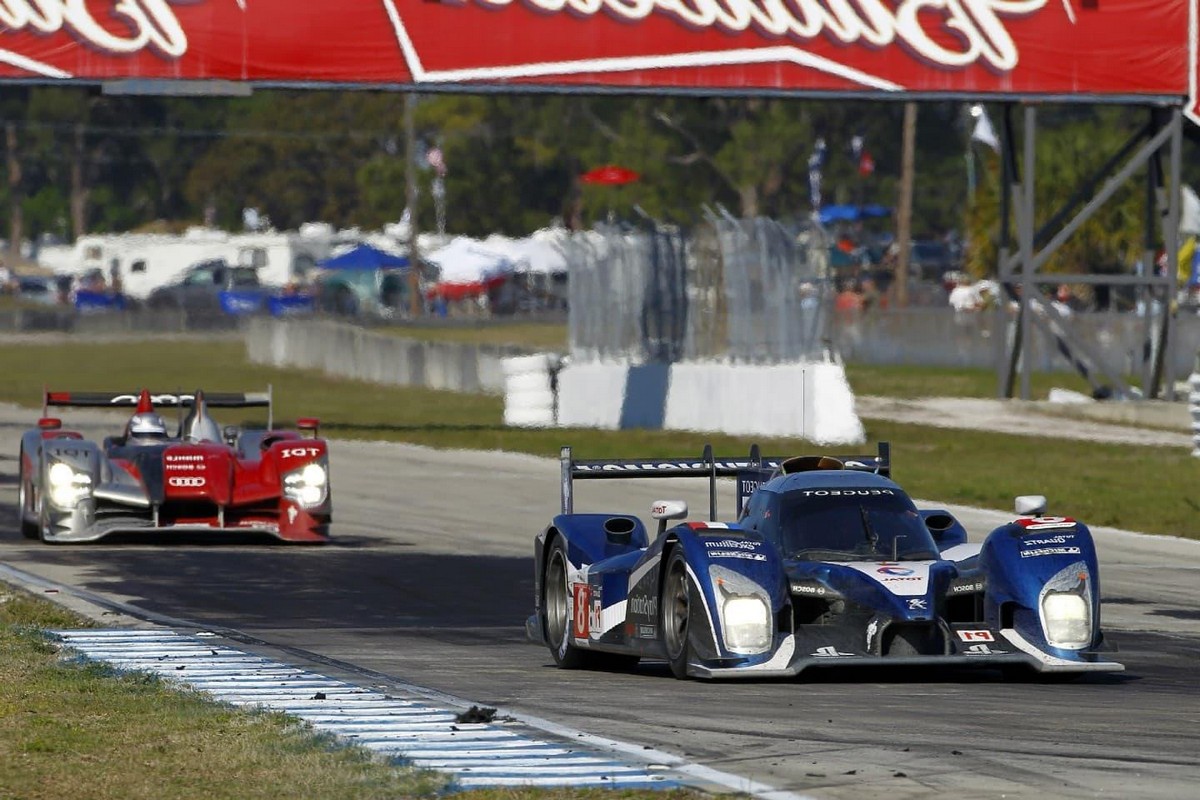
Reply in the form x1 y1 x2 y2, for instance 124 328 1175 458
128 412 168 443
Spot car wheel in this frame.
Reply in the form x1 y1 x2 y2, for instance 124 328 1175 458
661 547 694 679
18 447 38 539
544 537 591 669
543 537 638 672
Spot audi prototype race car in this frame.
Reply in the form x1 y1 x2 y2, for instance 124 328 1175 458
527 444 1122 679
18 388 331 543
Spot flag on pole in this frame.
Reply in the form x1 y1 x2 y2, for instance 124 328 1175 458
971 107 1000 151
858 150 875 176
426 146 447 176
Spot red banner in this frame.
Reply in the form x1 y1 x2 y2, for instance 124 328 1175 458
0 2 1194 112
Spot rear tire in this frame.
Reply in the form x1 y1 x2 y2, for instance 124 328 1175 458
543 537 591 669
543 537 638 671
661 547 694 679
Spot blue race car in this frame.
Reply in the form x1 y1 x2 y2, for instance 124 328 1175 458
526 444 1123 679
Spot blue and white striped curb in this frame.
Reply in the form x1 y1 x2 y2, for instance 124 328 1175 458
51 629 680 790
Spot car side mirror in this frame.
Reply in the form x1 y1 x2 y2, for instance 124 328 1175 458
651 499 687 537
38 417 62 430
1015 495 1047 517
297 418 320 438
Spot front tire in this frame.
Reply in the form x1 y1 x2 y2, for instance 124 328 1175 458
661 547 694 679
18 447 38 539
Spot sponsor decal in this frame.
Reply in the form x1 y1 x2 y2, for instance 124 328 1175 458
588 597 602 638
1020 546 1082 559
907 598 928 611
949 581 984 595
790 583 826 596
812 646 854 658
165 454 205 462
629 595 658 618
1022 534 1076 546
114 394 195 406
286 506 298 524
1016 516 1077 531
281 447 321 459
571 583 591 639
165 463 204 471
637 624 657 639
650 503 669 516
709 550 768 561
801 489 894 497
957 630 995 643
963 643 1008 656
705 539 757 550
167 476 205 488
878 566 914 576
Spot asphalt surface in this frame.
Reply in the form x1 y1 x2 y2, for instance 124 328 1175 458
1 406 1199 799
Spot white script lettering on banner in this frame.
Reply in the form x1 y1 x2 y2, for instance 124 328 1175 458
469 0 1054 72
0 0 204 58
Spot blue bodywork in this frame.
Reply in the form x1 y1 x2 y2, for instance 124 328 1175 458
529 454 1122 679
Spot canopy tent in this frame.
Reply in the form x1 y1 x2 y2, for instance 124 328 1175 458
318 243 409 270
481 233 569 275
818 204 891 225
424 237 515 301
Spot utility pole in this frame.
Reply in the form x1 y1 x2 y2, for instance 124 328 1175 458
404 92 422 318
894 102 917 308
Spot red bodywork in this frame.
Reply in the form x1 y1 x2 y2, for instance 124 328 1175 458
109 433 331 543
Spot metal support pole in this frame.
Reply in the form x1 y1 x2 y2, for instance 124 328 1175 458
1019 106 1036 401
1141 109 1160 394
404 92 422 318
1157 108 1183 400
999 104 1021 399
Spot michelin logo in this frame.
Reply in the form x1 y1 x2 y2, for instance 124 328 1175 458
1020 546 1082 558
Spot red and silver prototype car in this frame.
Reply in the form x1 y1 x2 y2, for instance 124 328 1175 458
18 388 331 543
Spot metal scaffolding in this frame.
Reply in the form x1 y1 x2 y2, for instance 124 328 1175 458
995 104 1184 401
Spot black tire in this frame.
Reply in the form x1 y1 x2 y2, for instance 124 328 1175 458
542 537 638 672
661 547 694 679
543 536 591 669
17 447 38 539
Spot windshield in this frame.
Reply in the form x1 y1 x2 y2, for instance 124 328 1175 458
778 489 938 562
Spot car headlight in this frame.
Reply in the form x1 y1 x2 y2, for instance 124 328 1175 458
722 595 771 653
1041 591 1091 649
284 461 328 508
709 564 773 655
48 462 92 508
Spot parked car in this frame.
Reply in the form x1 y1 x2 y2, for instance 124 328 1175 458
148 259 311 316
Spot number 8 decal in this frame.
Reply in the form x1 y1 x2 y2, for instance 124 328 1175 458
572 584 590 638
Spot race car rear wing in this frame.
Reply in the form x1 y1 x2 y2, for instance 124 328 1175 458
43 388 275 428
560 442 891 519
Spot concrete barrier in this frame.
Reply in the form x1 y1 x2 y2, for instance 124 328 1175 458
554 359 865 445
245 318 523 394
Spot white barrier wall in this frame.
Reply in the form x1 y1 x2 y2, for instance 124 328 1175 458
548 359 865 445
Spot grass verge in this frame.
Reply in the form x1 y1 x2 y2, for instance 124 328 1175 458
0 585 446 800
0 586 706 800
1 339 1195 538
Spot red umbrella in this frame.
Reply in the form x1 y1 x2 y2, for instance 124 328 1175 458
581 164 640 186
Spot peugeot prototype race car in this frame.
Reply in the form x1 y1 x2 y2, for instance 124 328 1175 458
527 444 1122 679
18 388 331 543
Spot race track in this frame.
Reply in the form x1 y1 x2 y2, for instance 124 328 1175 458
2 406 1198 799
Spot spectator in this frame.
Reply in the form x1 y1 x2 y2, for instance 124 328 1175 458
834 280 865 313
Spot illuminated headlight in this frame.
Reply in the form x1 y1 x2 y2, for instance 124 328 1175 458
47 462 92 508
283 462 328 508
1041 592 1091 649
722 596 771 653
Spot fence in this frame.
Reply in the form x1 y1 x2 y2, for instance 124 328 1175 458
562 214 835 364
